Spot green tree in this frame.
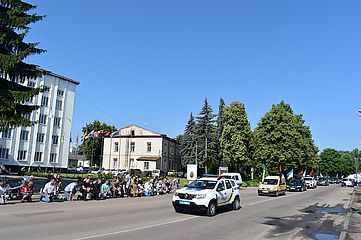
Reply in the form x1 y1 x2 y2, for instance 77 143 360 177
253 101 318 175
79 120 116 167
196 98 216 173
320 148 356 177
215 97 225 168
180 113 197 167
220 101 252 173
0 0 45 131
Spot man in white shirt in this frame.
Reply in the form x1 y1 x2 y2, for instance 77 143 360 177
41 177 56 202
64 180 79 201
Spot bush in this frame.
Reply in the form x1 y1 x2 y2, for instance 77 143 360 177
242 179 260 187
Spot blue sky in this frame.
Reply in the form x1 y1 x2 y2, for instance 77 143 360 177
27 0 361 151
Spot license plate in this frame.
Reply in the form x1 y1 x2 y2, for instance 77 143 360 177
179 200 190 205
262 190 269 193
291 187 295 189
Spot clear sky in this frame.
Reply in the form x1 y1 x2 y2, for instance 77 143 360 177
27 0 361 151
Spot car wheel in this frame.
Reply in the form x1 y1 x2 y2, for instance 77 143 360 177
232 196 241 210
207 200 217 216
274 191 279 197
174 207 183 213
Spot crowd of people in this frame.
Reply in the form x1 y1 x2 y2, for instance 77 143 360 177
0 173 181 204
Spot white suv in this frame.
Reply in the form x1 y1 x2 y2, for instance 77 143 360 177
304 176 317 189
172 177 242 216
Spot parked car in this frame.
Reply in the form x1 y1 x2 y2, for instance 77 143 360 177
304 176 317 189
91 167 102 174
258 176 287 196
329 177 340 184
220 173 243 189
152 169 165 177
341 178 354 187
287 178 307 192
318 177 329 186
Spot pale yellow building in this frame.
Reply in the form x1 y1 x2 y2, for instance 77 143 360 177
102 125 181 173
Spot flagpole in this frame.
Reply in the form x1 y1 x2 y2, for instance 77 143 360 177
108 135 112 171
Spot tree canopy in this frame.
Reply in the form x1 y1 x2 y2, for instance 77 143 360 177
79 120 116 167
0 0 45 130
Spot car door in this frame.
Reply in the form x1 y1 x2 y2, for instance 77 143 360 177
216 180 227 205
224 180 234 203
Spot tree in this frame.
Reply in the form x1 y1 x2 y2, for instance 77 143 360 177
180 113 197 167
253 101 318 175
196 98 217 173
0 0 45 131
220 101 252 173
320 148 356 177
79 121 116 167
215 98 225 168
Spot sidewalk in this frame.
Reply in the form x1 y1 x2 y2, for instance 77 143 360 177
345 186 361 240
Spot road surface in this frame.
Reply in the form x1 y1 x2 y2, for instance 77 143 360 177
0 184 352 240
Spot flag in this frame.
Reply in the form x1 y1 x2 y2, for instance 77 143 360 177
320 172 323 177
110 129 120 138
296 169 303 177
309 169 314 177
336 173 338 178
262 164 266 183
303 169 307 177
286 169 294 180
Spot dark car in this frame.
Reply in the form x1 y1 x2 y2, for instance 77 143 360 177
318 177 329 186
329 177 339 184
287 179 307 192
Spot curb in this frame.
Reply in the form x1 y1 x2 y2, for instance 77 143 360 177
339 189 356 240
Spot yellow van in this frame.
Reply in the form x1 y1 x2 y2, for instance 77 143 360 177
258 175 286 196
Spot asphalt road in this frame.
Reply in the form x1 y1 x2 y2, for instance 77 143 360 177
0 184 353 240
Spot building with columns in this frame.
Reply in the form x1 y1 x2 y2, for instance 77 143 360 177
102 125 181 173
0 71 79 171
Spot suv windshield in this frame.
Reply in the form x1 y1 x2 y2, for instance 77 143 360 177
289 179 302 184
263 179 278 185
187 180 217 189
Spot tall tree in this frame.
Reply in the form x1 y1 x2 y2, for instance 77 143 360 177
253 101 318 175
180 113 197 167
220 101 252 173
0 0 45 131
215 98 225 168
79 120 116 167
196 98 216 173
320 148 356 177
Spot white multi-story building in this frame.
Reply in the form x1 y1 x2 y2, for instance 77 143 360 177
0 71 79 171
102 125 181 173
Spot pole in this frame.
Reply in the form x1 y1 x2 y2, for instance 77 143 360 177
108 136 112 171
118 132 121 170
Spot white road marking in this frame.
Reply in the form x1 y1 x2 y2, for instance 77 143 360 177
71 216 200 240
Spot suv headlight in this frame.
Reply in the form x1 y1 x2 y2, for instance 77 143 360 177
195 194 206 199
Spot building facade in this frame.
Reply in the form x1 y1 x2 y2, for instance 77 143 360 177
102 125 181 173
0 71 79 171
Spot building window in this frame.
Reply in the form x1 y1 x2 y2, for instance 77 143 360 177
130 142 135 152
27 81 35 88
131 130 135 137
34 152 42 162
54 117 61 127
57 90 64 96
130 158 134 168
56 100 62 110
0 148 9 160
113 158 118 169
49 153 57 163
144 162 149 170
52 135 59 145
27 96 34 103
43 85 50 92
17 150 27 161
41 96 49 107
37 133 45 143
23 113 31 120
1 129 12 139
20 130 29 141
147 142 151 152
114 142 119 152
39 114 47 125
